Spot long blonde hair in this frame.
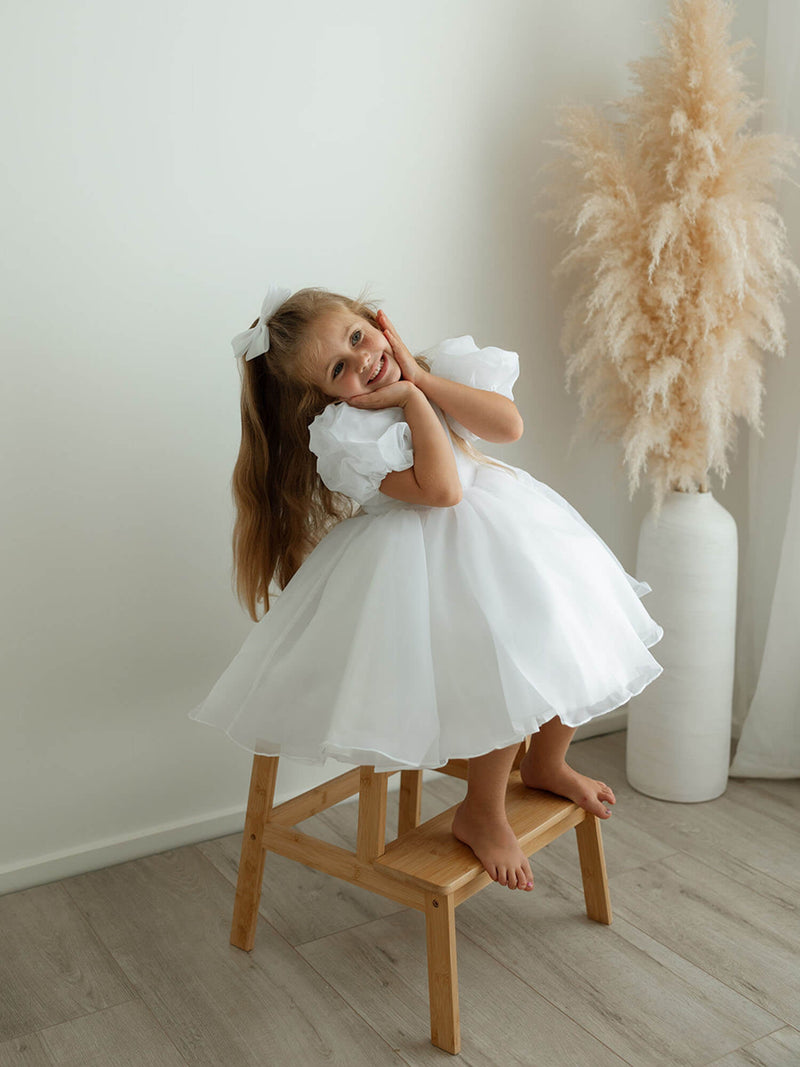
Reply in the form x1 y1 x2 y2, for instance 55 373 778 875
231 287 512 620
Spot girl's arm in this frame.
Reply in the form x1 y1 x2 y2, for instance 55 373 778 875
377 310 524 444
416 375 522 443
347 381 462 507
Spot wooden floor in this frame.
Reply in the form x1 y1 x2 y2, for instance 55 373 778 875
2 731 799 1066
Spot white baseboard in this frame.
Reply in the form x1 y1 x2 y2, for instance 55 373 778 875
0 807 247 897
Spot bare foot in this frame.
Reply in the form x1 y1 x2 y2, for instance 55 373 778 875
451 801 534 890
519 755 616 819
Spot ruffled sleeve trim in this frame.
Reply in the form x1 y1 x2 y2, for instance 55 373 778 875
308 402 414 506
420 335 520 442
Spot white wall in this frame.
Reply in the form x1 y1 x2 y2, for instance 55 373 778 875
1 0 762 893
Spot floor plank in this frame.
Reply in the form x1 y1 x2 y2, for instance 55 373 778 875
0 1035 53 1067
455 865 780 1066
61 847 405 1066
708 1026 800 1066
36 1001 188 1067
298 907 628 1066
611 852 800 1027
581 736 800 894
0 882 135 1042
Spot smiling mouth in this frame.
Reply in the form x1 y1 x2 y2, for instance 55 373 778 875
368 355 386 383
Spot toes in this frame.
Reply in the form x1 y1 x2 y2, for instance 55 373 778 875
501 863 535 890
578 787 614 818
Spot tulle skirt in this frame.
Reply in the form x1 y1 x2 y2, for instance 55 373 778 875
189 462 664 772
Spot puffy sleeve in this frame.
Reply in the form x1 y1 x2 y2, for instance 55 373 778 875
307 402 414 506
420 335 520 442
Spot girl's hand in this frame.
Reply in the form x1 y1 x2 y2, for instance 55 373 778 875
376 309 426 386
347 379 420 410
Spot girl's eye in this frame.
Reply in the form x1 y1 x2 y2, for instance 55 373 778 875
350 329 362 346
332 361 344 379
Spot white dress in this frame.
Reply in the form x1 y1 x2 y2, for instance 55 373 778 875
189 336 664 773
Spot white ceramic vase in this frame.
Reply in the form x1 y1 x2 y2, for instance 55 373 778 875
626 488 738 802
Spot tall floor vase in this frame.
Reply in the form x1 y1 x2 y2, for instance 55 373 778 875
626 488 738 802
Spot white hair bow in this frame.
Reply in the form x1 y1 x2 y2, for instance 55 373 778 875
231 285 292 361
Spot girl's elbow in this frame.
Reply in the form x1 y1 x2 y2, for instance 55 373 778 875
508 413 524 441
435 483 463 507
493 403 523 442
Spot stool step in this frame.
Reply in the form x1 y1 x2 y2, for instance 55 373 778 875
376 772 584 894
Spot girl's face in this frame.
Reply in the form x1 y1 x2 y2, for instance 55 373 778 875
306 305 402 400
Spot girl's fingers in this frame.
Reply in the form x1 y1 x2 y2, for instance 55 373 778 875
378 309 397 335
382 324 408 356
378 310 418 379
384 327 407 358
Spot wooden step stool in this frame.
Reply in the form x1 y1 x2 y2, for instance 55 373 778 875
229 738 612 1055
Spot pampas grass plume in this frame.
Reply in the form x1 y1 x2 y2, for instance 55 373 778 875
539 0 800 517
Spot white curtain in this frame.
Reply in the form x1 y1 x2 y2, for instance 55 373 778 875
730 0 800 777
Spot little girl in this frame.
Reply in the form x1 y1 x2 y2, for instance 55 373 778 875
190 285 664 892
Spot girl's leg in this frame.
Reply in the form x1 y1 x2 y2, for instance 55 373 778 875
519 715 616 818
452 743 534 891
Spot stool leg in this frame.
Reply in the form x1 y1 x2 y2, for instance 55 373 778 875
398 770 423 836
424 891 460 1054
230 754 279 951
575 813 612 924
356 767 389 861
